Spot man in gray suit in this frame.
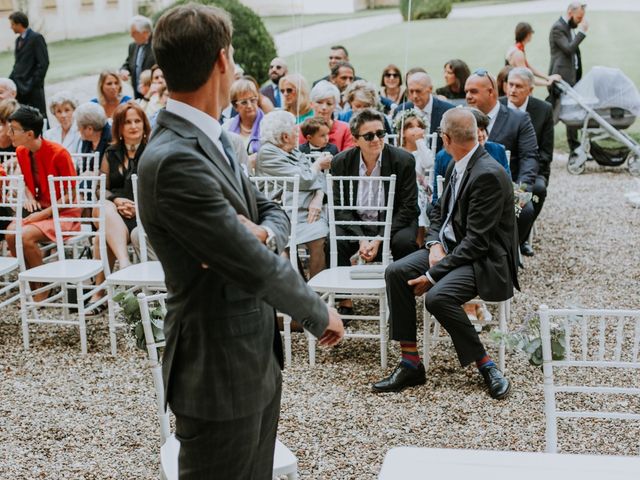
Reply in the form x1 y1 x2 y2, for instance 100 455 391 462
548 2 589 153
137 5 344 479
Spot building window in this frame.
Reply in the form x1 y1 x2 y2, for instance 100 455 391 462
106 0 118 4
0 0 13 12
43 0 57 8
80 0 94 6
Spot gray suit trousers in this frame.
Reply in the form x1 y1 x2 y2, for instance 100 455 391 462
386 248 487 366
175 373 282 479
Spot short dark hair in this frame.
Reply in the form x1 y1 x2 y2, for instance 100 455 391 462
300 116 329 137
9 11 28 28
444 59 470 92
152 4 233 93
496 65 513 97
349 108 385 138
330 45 349 58
330 61 355 79
9 105 43 137
515 22 534 43
467 108 490 131
405 67 427 86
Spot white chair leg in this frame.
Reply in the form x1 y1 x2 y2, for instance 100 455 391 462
76 283 87 354
19 279 30 351
62 283 69 321
107 284 118 356
379 294 388 369
499 301 507 372
283 314 292 368
307 331 316 367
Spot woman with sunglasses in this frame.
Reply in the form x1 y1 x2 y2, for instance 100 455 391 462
223 78 265 158
330 108 419 317
379 64 405 106
279 73 314 124
436 59 470 101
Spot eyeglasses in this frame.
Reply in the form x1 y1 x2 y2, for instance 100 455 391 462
269 65 284 70
235 97 259 107
8 125 26 134
473 68 497 91
279 88 295 95
329 56 344 60
384 72 400 78
356 130 386 142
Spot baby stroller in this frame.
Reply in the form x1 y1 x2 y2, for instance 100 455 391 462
556 66 640 176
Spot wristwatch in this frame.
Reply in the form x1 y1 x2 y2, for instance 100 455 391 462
263 226 277 252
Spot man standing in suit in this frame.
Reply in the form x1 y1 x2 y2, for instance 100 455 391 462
503 67 554 253
8 12 49 119
261 57 287 108
465 71 539 256
137 5 344 478
394 72 454 152
548 2 589 153
313 45 363 86
373 108 516 398
119 16 156 100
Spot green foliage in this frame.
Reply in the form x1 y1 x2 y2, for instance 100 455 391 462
400 0 453 20
113 291 165 351
153 0 277 84
490 315 566 367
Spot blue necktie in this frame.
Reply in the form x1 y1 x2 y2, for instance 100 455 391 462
274 84 281 108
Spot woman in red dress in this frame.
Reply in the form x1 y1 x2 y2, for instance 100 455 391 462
5 106 80 300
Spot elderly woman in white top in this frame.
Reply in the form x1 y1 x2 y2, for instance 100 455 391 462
256 110 330 278
43 91 82 153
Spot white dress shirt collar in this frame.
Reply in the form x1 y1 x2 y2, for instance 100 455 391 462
454 143 479 178
507 96 529 112
486 101 502 134
421 94 434 116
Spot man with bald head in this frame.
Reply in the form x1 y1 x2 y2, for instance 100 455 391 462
465 70 539 256
548 2 589 154
395 71 454 151
261 57 288 108
375 108 517 399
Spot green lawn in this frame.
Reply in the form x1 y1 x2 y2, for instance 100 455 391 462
285 10 640 153
0 32 130 83
262 8 396 34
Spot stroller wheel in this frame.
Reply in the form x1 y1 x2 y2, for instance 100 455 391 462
567 152 587 175
628 153 640 177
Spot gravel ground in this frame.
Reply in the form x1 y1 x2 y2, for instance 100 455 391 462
1 155 639 479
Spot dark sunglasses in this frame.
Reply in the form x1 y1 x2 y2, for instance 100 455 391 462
356 130 386 142
270 65 284 70
384 72 400 78
279 88 295 95
473 68 497 91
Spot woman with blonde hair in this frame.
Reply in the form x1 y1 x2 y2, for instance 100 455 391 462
91 70 132 119
223 78 265 156
279 73 313 123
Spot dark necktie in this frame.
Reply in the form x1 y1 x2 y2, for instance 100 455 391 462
438 168 458 250
17 37 24 50
135 45 145 85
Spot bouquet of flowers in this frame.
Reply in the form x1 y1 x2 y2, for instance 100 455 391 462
113 290 165 350
513 182 538 217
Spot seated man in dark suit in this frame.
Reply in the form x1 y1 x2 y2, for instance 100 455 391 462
260 57 288 109
394 72 454 152
502 67 554 253
465 70 539 257
374 108 517 399
330 108 419 314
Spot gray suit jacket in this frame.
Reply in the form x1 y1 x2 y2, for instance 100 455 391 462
548 17 585 86
137 109 329 421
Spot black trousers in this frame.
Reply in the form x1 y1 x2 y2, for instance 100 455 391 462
567 124 580 153
336 223 419 266
517 175 548 244
17 87 48 123
385 248 487 366
175 376 282 480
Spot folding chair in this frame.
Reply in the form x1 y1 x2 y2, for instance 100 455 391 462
307 174 397 368
19 174 109 354
137 292 298 480
539 305 640 453
0 175 25 308
249 175 300 367
106 174 165 355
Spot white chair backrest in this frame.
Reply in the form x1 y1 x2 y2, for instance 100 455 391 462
436 175 444 201
131 174 149 262
137 292 170 444
385 134 399 146
0 175 25 269
325 174 397 269
47 174 109 272
71 152 101 176
505 150 511 164
0 152 19 175
250 175 300 269
427 131 438 158
539 305 640 453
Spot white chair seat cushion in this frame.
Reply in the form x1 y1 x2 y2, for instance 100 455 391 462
273 439 298 477
160 434 179 480
308 266 386 293
0 256 19 276
106 261 165 287
19 259 103 282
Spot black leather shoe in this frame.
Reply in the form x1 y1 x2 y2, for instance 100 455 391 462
520 241 534 257
337 306 353 327
480 365 511 399
372 362 426 393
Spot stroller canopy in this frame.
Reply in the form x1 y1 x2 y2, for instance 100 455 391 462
560 66 640 123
